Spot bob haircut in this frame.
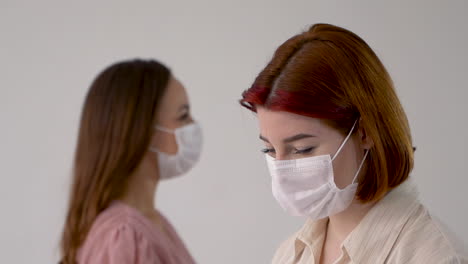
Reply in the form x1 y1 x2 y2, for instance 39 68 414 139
240 23 414 202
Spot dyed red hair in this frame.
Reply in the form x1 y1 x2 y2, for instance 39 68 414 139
240 23 414 202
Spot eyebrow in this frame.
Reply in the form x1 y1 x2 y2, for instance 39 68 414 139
259 133 316 143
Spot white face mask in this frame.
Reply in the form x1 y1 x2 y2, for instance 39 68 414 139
266 120 369 220
150 122 203 180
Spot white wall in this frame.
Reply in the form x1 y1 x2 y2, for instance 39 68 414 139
1 0 467 263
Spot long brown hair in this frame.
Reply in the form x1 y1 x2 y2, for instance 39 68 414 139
60 59 171 263
241 23 414 202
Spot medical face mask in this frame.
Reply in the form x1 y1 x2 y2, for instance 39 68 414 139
149 122 202 180
266 120 369 220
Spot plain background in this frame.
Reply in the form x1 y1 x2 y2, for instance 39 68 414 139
1 0 467 263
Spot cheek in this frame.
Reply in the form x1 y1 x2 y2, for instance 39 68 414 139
151 132 178 155
141 150 159 176
331 141 361 189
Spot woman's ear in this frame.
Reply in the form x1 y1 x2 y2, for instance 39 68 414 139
357 119 374 150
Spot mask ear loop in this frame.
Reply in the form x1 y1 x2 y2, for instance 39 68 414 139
150 125 176 153
331 119 359 161
351 149 369 184
155 125 174 134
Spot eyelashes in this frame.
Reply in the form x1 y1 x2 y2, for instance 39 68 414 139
294 147 315 154
261 148 275 154
260 147 316 155
178 112 190 121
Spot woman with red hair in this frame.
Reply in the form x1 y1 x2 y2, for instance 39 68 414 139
240 24 466 264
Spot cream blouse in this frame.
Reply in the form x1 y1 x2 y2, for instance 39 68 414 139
272 179 467 264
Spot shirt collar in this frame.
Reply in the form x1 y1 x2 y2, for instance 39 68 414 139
294 217 327 261
344 178 420 263
292 178 420 263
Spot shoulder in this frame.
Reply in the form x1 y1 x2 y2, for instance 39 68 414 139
390 204 467 263
77 203 161 263
85 202 153 243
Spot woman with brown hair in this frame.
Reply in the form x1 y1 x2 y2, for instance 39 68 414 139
240 24 466 263
60 59 201 264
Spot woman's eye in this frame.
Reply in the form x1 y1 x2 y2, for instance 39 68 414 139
261 148 275 154
178 113 190 121
294 147 315 154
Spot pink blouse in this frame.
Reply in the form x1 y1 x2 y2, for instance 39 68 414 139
77 201 196 264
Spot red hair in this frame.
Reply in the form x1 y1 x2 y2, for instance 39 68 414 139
240 24 414 202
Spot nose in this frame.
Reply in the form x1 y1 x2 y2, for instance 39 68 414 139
274 152 290 161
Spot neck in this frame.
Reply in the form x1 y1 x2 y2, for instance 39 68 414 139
119 165 159 215
326 199 376 243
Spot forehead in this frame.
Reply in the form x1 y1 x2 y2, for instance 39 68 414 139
164 77 188 103
155 76 189 124
256 107 331 139
159 77 188 109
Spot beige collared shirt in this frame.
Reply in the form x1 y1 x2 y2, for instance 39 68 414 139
272 179 467 264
